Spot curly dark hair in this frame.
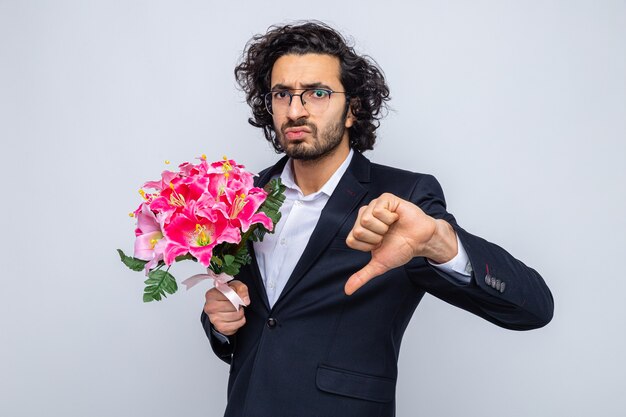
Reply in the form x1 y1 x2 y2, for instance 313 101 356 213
234 21 390 153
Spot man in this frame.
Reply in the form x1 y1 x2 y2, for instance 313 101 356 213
201 21 553 417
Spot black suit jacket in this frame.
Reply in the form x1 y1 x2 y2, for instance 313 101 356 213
201 151 553 417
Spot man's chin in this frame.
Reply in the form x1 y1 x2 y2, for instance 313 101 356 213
283 142 311 159
286 150 316 161
285 145 339 162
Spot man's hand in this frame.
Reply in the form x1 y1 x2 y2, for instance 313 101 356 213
344 193 458 295
204 280 250 336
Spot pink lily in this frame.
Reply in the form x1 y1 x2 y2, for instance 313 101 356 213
133 204 167 272
162 202 241 267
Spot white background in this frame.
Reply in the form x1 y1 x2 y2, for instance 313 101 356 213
1 1 625 416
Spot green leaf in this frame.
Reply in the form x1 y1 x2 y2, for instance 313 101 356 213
117 249 148 272
253 178 286 242
143 269 178 303
144 290 159 301
222 264 237 276
223 254 235 266
222 244 251 276
174 254 196 262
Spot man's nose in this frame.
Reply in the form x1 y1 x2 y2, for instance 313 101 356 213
286 95 309 120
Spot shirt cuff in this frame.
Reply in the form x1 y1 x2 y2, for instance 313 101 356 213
211 326 231 345
428 233 473 283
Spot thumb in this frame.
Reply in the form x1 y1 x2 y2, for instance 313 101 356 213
229 280 250 306
344 260 389 296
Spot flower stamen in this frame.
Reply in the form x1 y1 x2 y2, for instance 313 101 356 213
168 182 186 207
195 224 212 246
230 193 248 219
221 156 233 178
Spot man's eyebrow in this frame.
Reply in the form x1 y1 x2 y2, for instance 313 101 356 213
300 82 333 90
270 82 333 91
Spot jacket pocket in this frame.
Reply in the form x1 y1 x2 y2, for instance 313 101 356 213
316 364 396 403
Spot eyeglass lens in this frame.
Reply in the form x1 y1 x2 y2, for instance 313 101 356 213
265 89 334 115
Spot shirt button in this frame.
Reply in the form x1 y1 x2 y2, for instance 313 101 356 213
268 281 275 289
280 238 286 245
267 318 278 329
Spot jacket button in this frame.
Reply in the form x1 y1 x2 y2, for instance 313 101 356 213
485 274 492 286
267 318 277 329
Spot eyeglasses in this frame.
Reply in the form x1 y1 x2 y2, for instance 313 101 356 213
263 88 349 116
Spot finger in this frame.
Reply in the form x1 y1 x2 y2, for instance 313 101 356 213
229 280 251 306
371 198 400 226
204 297 241 315
344 260 389 295
347 205 386 248
214 315 246 336
346 230 380 251
358 208 392 235
354 198 399 236
204 286 247 314
350 225 384 245
205 287 229 302
206 306 245 332
212 309 246 323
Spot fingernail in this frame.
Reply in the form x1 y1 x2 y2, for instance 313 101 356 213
243 296 250 305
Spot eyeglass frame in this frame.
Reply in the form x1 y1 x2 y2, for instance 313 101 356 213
263 88 350 116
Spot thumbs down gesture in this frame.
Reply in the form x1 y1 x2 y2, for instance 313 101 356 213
344 193 459 295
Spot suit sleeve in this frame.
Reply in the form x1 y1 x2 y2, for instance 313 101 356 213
404 174 554 330
201 311 235 364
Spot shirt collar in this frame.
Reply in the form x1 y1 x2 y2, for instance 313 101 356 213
280 148 354 200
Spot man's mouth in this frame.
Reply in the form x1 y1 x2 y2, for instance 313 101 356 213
283 127 311 141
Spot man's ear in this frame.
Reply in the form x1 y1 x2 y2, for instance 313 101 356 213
345 98 359 128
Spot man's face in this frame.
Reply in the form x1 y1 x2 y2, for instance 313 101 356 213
269 53 354 161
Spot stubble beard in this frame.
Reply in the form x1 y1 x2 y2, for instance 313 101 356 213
277 114 348 162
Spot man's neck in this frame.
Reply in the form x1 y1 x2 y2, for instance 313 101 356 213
291 143 350 196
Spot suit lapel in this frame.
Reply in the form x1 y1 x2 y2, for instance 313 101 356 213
272 152 371 310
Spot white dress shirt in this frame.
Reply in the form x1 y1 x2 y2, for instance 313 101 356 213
254 149 472 308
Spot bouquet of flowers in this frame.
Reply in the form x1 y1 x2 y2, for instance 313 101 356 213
117 155 285 307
